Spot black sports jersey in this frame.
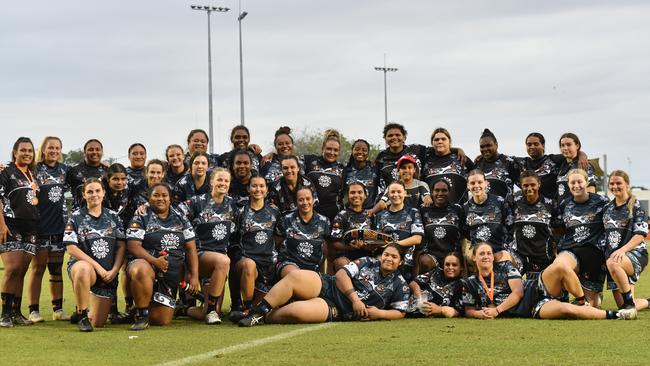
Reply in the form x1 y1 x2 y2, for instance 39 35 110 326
303 155 345 220
228 177 250 207
375 207 424 269
173 174 211 203
379 179 430 210
276 211 330 271
126 166 145 190
267 176 318 215
603 197 648 255
463 193 514 251
375 144 427 193
0 163 40 221
514 154 564 199
409 267 463 311
166 169 186 188
420 203 464 260
126 207 196 261
556 158 596 203
102 185 132 230
513 195 560 262
474 154 519 199
219 149 262 174
422 151 474 205
330 208 374 242
183 152 220 169
342 162 380 209
35 162 68 235
260 154 305 185
234 203 280 266
63 207 125 271
341 257 410 312
178 194 238 253
461 261 521 309
558 193 608 251
66 162 107 210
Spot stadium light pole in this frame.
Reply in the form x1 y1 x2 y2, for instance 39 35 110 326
374 60 398 125
191 4 230 154
238 5 248 126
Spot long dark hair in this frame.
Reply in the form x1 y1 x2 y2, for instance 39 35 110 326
11 136 36 171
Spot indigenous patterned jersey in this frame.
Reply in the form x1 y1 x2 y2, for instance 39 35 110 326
102 185 132 230
260 154 305 185
303 155 345 220
556 158 596 203
63 207 125 270
126 207 196 261
276 211 330 271
173 174 211 203
375 144 427 193
35 162 68 234
410 267 463 311
219 149 262 174
66 162 107 210
375 207 424 268
228 177 250 208
558 193 608 251
342 257 410 312
514 154 564 200
184 152 220 169
234 203 280 266
330 208 374 243
342 162 380 209
178 194 238 253
602 198 648 255
462 261 521 309
420 203 465 260
513 195 560 261
126 166 145 190
463 193 514 251
166 169 186 188
474 154 519 199
422 152 473 205
379 179 430 210
0 163 40 220
267 176 317 215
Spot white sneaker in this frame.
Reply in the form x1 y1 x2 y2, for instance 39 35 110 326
52 309 71 321
617 307 638 320
205 311 222 325
28 311 44 323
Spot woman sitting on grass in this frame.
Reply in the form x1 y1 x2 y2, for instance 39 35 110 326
407 251 464 318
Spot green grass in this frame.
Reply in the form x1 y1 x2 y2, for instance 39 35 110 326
1 257 650 366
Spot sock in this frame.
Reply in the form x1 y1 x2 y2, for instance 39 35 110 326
52 298 63 312
136 307 149 318
243 299 253 311
125 296 134 309
1 293 14 316
621 291 635 308
207 295 220 313
78 308 89 318
12 297 22 313
605 310 617 319
254 299 273 315
647 298 650 309
29 304 39 313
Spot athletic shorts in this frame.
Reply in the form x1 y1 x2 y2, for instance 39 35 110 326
197 247 227 258
506 277 548 319
0 218 38 255
606 248 649 291
231 253 275 294
67 260 118 299
36 234 65 253
561 246 606 293
126 254 184 309
318 274 356 321
517 252 553 281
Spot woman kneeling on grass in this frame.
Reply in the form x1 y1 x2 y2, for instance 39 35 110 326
64 178 126 331
238 243 411 327
462 242 636 320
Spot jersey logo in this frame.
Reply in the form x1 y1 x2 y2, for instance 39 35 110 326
522 224 536 239
318 175 332 188
475 226 492 242
48 186 63 203
607 231 621 248
573 226 589 243
91 238 110 259
434 226 446 239
255 231 269 245
212 223 228 241
557 184 565 197
297 241 313 258
161 233 180 251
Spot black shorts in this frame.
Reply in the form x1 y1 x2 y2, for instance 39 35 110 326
36 234 65 253
231 253 275 294
505 278 548 319
561 246 606 293
517 253 553 280
334 248 375 262
606 248 648 291
318 274 356 321
67 260 118 299
126 254 184 309
1 218 38 255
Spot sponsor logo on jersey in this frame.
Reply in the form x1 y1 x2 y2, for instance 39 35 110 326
255 231 269 245
297 241 313 258
91 238 110 259
522 224 536 239
161 233 180 251
212 223 227 241
48 186 63 203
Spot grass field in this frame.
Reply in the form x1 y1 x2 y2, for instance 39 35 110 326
1 258 649 366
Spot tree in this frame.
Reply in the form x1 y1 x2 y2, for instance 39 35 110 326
62 149 84 165
293 128 381 162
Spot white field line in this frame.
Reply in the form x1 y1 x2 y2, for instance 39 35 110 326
157 323 336 366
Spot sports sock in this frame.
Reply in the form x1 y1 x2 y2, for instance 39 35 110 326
207 295 220 313
136 307 149 318
29 304 39 313
605 310 617 319
125 296 134 309
12 297 22 313
52 298 63 312
243 299 253 310
1 293 14 316
254 299 273 315
621 291 634 308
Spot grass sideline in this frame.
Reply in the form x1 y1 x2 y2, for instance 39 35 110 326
0 257 649 365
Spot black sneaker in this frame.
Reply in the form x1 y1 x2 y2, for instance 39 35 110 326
78 315 93 332
69 311 80 324
228 309 249 323
12 312 34 326
0 314 13 328
109 310 135 324
238 313 265 327
130 315 149 331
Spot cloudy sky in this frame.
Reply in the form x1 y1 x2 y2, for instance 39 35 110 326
1 0 648 186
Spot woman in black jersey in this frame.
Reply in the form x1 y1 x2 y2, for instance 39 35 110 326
126 143 146 189
173 151 211 204
238 244 409 326
219 125 262 174
473 129 519 200
66 139 108 210
408 252 463 318
513 171 561 279
126 183 199 330
419 179 465 274
165 144 187 187
342 139 379 209
27 136 71 323
228 175 280 323
260 126 300 184
180 168 236 325
330 182 376 271
546 169 608 307
64 178 126 331
463 169 514 263
228 149 253 207
275 187 330 278
556 133 596 203
303 129 344 221
185 129 220 168
0 137 40 327
131 159 166 211
422 128 473 205
375 123 428 193
268 155 316 215
103 164 130 225
604 170 649 313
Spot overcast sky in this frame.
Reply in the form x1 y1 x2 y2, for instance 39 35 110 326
1 0 648 186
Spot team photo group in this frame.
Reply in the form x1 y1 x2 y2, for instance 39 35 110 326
0 122 648 332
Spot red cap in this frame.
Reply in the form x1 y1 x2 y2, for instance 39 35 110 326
396 155 417 169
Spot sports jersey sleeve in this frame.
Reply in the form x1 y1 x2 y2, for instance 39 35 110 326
176 199 193 220
126 214 146 242
389 278 411 312
460 280 479 308
180 215 196 241
114 214 126 240
172 181 187 203
62 217 79 246
323 217 332 240
503 261 522 280
342 257 372 279
330 211 346 240
274 214 288 237
632 201 649 236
